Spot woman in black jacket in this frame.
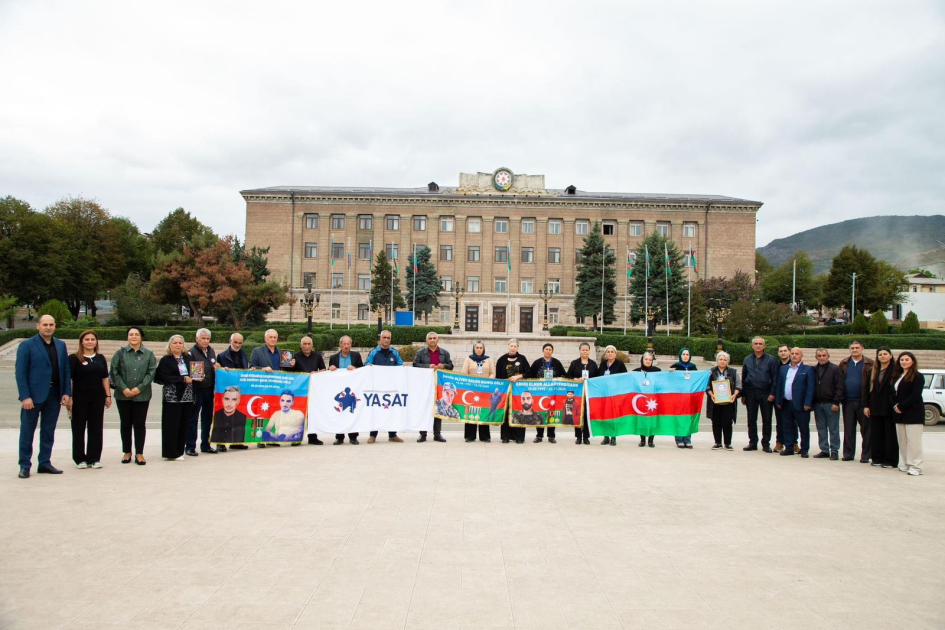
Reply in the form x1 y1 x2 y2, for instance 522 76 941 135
495 339 529 444
529 343 567 443
892 351 925 476
154 335 195 461
68 330 110 469
596 345 627 445
634 351 661 447
863 346 896 468
566 342 598 445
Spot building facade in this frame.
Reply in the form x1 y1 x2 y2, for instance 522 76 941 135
242 169 762 331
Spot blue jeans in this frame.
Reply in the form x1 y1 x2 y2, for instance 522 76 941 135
781 403 811 453
19 393 62 469
814 403 840 455
188 388 214 450
674 435 691 445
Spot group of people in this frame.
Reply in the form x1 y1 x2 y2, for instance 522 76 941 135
14 317 927 478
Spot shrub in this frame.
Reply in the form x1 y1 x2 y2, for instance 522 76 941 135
900 311 921 335
37 300 74 325
869 311 889 335
398 344 419 362
851 312 869 335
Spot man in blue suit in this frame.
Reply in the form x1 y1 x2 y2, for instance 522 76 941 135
15 315 72 478
775 347 815 458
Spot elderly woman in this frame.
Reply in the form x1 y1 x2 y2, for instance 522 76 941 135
461 341 496 442
671 347 699 449
110 326 157 465
567 342 598 445
68 330 110 469
707 351 741 450
495 339 529 444
892 351 925 476
154 335 195 461
529 342 566 443
634 351 661 447
596 345 627 445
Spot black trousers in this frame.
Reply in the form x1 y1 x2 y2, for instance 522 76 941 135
500 412 525 442
464 423 491 440
420 418 442 438
535 427 556 438
842 399 871 460
574 422 590 440
162 402 193 459
117 399 149 455
71 394 105 464
188 388 214 450
335 433 358 441
869 414 898 466
712 404 736 446
369 431 398 438
744 388 773 447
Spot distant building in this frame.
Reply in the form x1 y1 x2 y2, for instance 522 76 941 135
242 168 762 331
889 274 945 326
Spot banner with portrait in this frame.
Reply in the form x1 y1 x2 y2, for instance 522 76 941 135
306 366 435 433
509 379 585 428
433 371 510 425
211 369 310 444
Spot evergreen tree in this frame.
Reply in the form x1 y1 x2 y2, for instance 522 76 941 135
628 232 686 327
368 251 405 321
900 311 921 334
868 310 889 334
851 312 869 335
574 222 617 328
406 246 440 324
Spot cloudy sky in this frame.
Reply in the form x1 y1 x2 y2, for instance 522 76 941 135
1 0 942 247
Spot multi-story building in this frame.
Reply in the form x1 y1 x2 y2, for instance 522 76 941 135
242 168 762 331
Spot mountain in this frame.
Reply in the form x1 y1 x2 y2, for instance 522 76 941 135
758 215 945 275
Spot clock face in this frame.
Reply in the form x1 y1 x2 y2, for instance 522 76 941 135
493 168 513 191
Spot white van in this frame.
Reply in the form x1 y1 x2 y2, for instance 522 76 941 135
920 369 945 426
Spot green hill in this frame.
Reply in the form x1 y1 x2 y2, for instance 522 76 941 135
758 215 945 275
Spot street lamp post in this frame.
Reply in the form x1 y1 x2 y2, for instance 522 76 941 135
298 286 321 334
447 280 465 332
537 283 552 332
707 296 732 353
645 305 662 350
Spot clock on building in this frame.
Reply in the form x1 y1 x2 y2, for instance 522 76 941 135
492 168 514 191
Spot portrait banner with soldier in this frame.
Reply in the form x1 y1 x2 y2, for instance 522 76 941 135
434 371 510 425
211 369 310 444
509 379 585 428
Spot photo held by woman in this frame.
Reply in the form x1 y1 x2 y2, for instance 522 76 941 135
154 335 195 462
707 351 741 451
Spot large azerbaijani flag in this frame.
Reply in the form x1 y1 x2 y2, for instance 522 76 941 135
586 371 709 437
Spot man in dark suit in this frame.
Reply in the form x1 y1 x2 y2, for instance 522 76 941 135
775 347 816 458
15 315 72 478
249 329 293 449
413 331 453 443
216 333 249 450
328 335 363 444
291 335 327 445
210 385 248 444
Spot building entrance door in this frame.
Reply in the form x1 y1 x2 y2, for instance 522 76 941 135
520 307 533 333
492 306 506 333
465 306 479 332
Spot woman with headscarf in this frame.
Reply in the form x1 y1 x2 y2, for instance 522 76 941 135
461 340 496 442
670 347 699 449
707 351 741 450
595 345 627 445
566 342 598 445
634 351 661 448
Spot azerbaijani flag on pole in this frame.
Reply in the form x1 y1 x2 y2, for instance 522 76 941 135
330 237 335 266
689 247 698 275
645 246 651 277
664 243 672 276
586 371 708 437
626 248 633 278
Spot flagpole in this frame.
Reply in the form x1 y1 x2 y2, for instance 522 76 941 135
687 240 692 338
600 244 605 334
624 246 629 335
412 243 417 326
390 242 394 325
329 236 334 331
665 243 670 336
347 237 351 330
507 239 511 331
645 245 649 332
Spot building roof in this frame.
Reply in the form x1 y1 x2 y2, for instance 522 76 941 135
240 185 762 206
908 274 945 285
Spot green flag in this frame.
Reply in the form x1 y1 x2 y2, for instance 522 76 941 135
664 243 671 276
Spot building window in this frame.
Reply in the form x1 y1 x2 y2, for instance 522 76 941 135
357 274 371 291
303 272 316 289
386 243 398 260
521 278 534 293
386 215 400 231
467 217 481 233
548 219 562 235
359 242 371 259
331 303 341 319
440 245 453 261
521 218 535 234
440 275 452 291
304 214 318 229
332 242 344 260
331 214 345 230
440 216 454 232
467 276 480 292
358 303 369 320
548 247 561 264
304 242 317 258
495 218 509 233
549 307 560 324
494 247 508 263
440 306 450 323
521 247 534 263
629 222 643 236
575 249 583 264
494 277 507 293
413 215 427 231
547 279 561 294
358 215 372 230
468 246 480 262
603 221 616 235
657 222 670 237
683 222 696 238
332 273 344 288
576 220 589 235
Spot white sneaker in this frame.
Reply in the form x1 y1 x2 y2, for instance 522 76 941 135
76 462 88 469
908 468 923 476
899 466 909 473
90 462 102 469
175 456 185 461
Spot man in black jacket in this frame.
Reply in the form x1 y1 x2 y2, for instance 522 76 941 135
216 333 250 450
328 335 363 444
812 349 845 459
413 331 453 443
188 328 218 456
291 336 327 445
740 336 779 452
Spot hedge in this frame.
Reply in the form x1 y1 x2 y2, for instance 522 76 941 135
594 334 756 362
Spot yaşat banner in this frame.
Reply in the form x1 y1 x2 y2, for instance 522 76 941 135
508 379 585 428
211 369 310 444
586 371 709 437
433 371 509 425
306 366 435 433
